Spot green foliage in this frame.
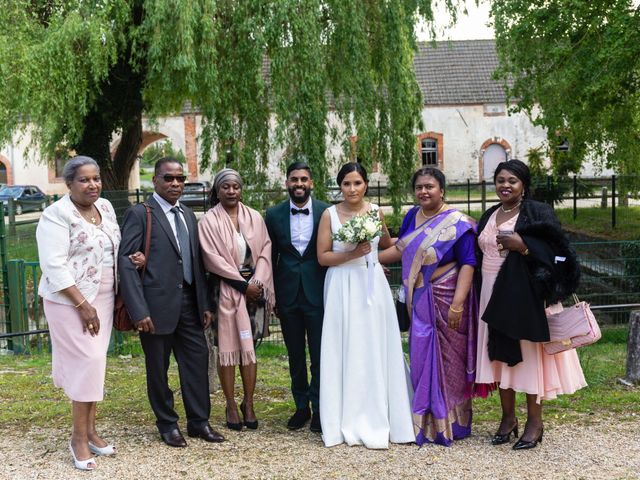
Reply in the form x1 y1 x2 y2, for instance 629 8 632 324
140 139 186 167
0 0 445 211
384 211 406 237
491 1 640 178
526 147 568 205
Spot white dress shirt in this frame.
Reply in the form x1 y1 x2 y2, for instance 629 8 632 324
153 192 189 250
290 198 313 256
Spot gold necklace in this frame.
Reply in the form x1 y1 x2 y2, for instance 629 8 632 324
419 202 446 220
71 198 98 224
501 200 521 213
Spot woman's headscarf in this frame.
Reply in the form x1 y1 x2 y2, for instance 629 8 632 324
210 168 244 206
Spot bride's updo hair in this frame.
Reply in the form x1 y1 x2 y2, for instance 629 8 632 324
336 162 368 186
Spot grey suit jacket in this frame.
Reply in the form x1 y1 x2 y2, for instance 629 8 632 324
118 196 210 335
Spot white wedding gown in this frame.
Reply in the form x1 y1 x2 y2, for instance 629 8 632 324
319 205 415 449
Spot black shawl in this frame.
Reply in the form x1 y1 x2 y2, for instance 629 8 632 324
476 199 580 366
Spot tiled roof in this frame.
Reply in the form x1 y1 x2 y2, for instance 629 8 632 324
183 40 506 114
415 39 507 105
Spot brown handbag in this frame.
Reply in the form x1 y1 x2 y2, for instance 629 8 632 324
114 203 152 332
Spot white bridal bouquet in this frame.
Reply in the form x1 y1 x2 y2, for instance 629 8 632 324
332 210 384 243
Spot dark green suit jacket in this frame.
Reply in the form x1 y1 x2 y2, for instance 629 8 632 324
265 198 330 309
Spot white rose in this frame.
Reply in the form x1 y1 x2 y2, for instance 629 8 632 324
363 218 378 236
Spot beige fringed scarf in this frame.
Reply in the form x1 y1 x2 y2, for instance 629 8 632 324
198 202 274 366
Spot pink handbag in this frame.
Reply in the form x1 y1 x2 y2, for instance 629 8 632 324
544 295 601 355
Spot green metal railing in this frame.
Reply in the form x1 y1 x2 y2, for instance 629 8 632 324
1 197 638 355
1 243 638 354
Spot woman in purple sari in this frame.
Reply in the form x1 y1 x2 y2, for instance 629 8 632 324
380 167 491 446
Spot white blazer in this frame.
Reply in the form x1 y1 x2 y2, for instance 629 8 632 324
37 194 121 305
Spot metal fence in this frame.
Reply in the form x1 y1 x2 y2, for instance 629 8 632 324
101 174 640 225
1 180 638 355
1 244 637 355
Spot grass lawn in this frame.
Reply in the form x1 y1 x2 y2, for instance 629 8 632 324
556 206 640 240
139 168 153 184
0 331 637 430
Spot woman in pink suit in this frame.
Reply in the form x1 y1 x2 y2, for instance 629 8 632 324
37 156 124 471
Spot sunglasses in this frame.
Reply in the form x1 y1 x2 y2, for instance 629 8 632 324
162 174 187 183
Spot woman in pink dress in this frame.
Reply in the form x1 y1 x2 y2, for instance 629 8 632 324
476 160 586 450
37 156 141 470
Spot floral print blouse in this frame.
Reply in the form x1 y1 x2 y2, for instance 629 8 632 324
36 194 121 305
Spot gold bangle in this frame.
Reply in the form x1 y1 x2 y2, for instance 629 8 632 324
74 299 86 309
521 248 529 256
449 305 464 313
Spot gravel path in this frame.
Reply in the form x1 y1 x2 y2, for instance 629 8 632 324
1 417 638 479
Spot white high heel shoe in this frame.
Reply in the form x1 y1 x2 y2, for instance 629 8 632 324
69 442 97 471
88 441 116 456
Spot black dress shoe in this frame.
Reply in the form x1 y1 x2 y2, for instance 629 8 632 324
160 428 187 448
240 402 258 430
513 427 543 450
187 424 225 443
491 421 519 445
287 407 311 430
310 412 321 433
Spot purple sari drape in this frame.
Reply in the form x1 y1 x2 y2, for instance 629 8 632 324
397 209 487 446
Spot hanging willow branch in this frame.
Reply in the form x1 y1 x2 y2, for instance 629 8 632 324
0 0 452 211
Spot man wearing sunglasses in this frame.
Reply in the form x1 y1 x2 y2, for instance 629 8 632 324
119 157 224 447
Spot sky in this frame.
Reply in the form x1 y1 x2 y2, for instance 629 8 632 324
416 0 494 41
421 0 640 41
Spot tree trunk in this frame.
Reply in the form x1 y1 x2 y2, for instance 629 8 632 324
74 1 145 193
621 310 640 385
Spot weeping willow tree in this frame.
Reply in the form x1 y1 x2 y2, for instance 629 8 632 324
0 0 456 210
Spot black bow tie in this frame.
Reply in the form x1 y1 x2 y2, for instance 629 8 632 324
291 208 310 216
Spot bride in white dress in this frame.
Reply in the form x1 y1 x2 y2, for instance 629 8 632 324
317 163 414 449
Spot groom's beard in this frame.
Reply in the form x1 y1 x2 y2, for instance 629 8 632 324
288 186 311 204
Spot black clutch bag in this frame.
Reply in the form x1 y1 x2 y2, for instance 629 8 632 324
396 299 410 332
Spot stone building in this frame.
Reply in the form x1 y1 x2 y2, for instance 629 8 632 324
0 40 596 194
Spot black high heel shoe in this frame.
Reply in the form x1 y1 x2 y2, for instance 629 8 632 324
240 402 258 430
491 420 519 445
513 427 543 450
225 405 242 431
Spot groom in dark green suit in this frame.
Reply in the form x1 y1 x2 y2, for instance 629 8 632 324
265 161 330 433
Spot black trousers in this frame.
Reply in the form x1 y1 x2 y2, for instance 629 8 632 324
278 288 324 413
140 286 210 433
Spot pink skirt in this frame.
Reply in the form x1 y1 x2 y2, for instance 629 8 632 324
476 212 587 403
476 270 587 403
44 269 114 402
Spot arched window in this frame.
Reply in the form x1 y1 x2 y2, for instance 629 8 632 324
421 138 438 166
479 138 512 181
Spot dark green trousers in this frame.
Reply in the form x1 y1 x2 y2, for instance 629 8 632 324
278 288 324 413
